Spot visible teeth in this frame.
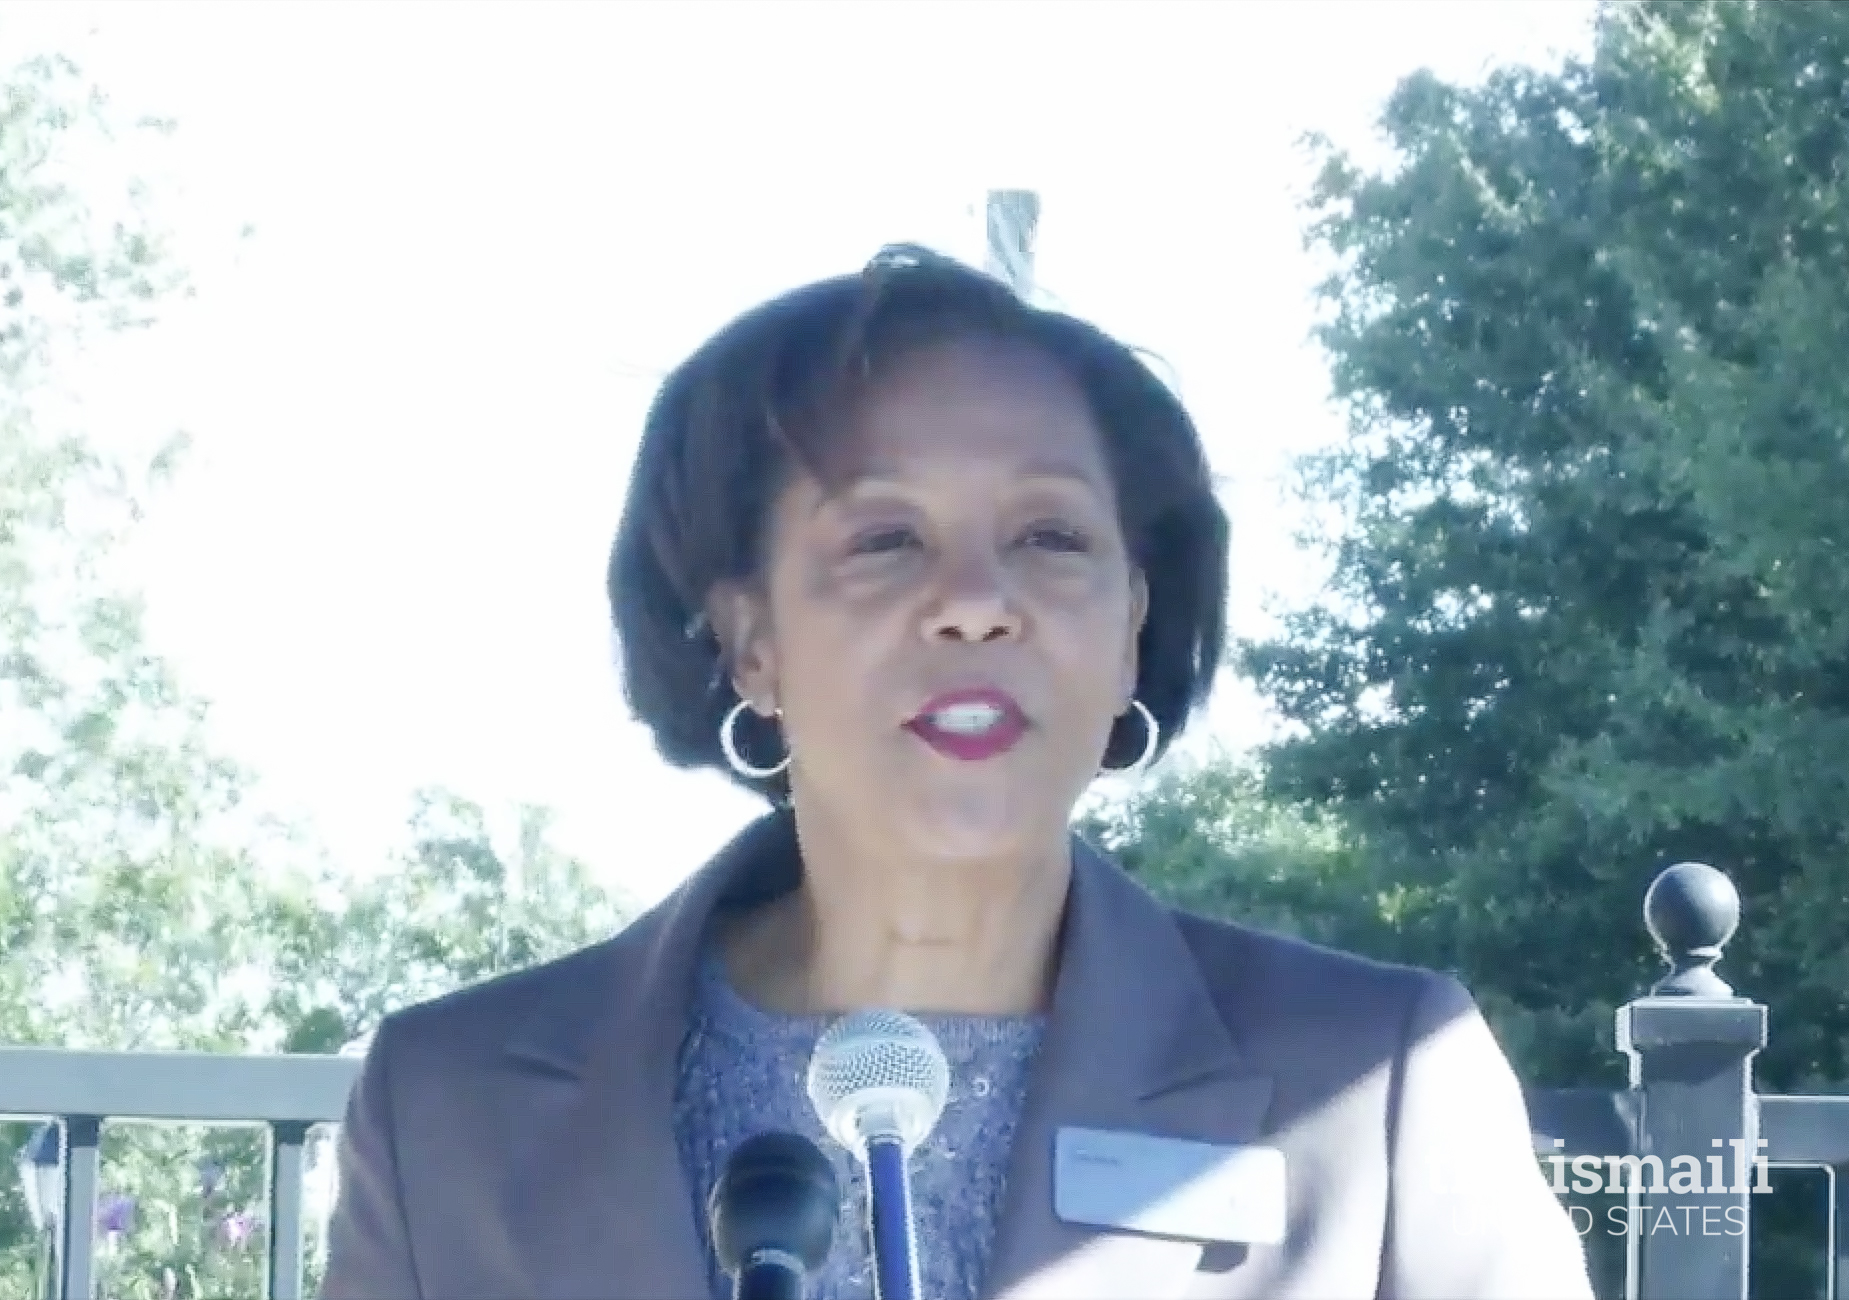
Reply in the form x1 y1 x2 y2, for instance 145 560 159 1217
930 703 1003 734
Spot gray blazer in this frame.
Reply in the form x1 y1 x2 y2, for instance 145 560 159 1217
322 810 1593 1299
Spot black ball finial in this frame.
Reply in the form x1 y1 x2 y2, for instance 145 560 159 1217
1643 862 1740 997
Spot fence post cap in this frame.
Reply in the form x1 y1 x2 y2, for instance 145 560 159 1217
1644 861 1740 997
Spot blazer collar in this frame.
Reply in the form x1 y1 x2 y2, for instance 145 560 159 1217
494 811 801 1300
501 809 800 1079
984 835 1275 1300
495 810 1271 1300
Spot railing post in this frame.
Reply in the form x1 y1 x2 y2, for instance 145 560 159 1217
267 1119 310 1300
55 1116 100 1300
1616 862 1766 1300
1833 1164 1846 1300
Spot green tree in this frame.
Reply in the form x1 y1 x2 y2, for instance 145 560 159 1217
0 50 631 1298
0 51 233 1053
1079 751 1427 959
0 46 278 1300
1239 2 1849 1292
268 789 633 1058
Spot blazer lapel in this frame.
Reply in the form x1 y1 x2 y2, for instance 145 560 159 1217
463 812 1268 1300
490 812 804 1300
983 836 1275 1300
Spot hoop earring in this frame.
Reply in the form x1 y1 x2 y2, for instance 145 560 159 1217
1100 699 1160 774
719 699 791 779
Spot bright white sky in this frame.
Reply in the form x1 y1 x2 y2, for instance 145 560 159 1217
6 0 1597 908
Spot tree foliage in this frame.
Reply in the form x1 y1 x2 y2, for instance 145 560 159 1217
1242 0 1849 1089
0 51 628 1298
1213 3 1849 1293
266 790 631 1057
1080 754 1403 953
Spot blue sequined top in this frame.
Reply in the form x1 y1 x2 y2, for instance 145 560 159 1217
673 944 1047 1300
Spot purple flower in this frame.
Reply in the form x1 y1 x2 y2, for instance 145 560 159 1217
218 1208 259 1249
198 1160 224 1199
96 1193 136 1237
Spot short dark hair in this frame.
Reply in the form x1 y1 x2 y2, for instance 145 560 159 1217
609 246 1229 802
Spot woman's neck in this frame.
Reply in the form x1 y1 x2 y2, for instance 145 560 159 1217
719 807 1072 1018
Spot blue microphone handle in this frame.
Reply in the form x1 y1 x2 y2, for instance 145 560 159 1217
865 1134 921 1300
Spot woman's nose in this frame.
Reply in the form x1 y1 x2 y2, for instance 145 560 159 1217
920 546 1024 644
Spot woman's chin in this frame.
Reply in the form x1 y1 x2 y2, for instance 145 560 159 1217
892 783 1060 865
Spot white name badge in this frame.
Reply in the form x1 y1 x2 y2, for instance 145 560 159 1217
1053 1126 1287 1246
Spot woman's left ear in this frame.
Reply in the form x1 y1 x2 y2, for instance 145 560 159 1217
1121 568 1150 700
705 580 780 710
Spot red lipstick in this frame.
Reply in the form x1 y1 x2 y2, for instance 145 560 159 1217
905 688 1029 761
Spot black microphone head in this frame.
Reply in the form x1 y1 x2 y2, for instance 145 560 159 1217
710 1130 839 1276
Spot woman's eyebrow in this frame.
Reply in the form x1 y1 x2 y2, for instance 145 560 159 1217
827 461 1107 496
1015 465 1110 492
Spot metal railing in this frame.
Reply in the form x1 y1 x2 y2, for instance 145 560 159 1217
1521 861 1849 1299
4 860 1849 1299
1 1049 358 1299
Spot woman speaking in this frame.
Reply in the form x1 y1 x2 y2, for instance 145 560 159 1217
322 248 1592 1299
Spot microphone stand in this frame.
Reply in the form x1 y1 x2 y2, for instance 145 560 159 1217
864 1132 922 1300
805 1011 949 1300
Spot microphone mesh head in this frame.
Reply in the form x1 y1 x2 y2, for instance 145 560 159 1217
806 1010 950 1156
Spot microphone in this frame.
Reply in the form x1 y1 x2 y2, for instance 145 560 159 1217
710 1131 840 1300
806 1011 950 1300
